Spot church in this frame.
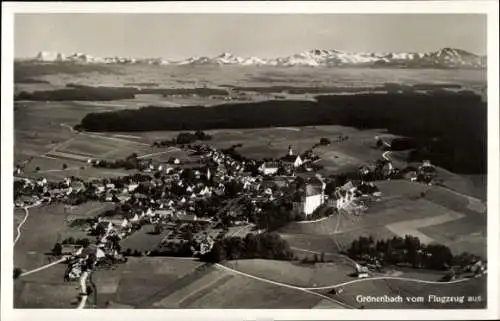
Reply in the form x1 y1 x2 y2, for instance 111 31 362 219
280 145 303 173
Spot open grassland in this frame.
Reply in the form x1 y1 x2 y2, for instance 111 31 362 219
119 225 168 253
14 204 69 270
280 233 340 254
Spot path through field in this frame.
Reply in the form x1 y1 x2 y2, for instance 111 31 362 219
14 202 42 246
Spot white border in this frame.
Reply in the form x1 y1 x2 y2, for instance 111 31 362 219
2 2 499 321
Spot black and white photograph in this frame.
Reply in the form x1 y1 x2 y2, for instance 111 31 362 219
2 2 499 320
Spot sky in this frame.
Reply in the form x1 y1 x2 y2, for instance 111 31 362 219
14 14 487 59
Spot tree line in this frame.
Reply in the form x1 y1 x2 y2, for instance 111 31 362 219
15 84 228 101
78 91 486 174
346 235 483 271
199 232 294 263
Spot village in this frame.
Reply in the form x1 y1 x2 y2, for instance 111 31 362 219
13 133 446 304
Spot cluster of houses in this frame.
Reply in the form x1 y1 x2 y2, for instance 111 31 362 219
258 146 320 176
14 176 86 207
14 137 443 279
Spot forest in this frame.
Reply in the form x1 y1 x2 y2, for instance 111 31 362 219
78 91 486 174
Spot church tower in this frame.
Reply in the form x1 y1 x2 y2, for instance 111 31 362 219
288 145 293 156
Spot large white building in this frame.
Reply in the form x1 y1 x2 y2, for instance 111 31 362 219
293 175 326 218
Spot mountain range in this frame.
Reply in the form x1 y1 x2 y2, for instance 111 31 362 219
28 48 486 69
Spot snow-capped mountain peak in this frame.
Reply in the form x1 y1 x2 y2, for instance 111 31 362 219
28 48 486 69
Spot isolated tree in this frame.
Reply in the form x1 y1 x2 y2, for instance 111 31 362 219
62 163 68 170
201 242 225 263
52 242 63 256
35 166 40 172
319 137 331 146
14 267 23 279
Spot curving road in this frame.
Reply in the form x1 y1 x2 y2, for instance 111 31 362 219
14 202 42 246
382 150 392 162
216 262 482 309
303 274 472 291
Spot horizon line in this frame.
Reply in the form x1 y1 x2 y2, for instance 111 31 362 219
14 46 487 61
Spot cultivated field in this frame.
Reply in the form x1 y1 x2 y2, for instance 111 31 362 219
280 180 486 257
223 259 355 288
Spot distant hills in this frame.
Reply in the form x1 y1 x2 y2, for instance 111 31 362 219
23 48 486 69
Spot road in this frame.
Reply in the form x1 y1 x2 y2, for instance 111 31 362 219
14 201 42 246
19 256 69 277
290 244 359 268
76 271 90 309
137 147 181 160
215 263 354 309
37 166 85 174
382 150 392 161
303 274 472 290
216 262 482 309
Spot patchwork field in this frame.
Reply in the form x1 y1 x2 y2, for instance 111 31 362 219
174 272 323 309
281 180 486 257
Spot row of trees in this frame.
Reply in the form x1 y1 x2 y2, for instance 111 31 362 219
153 131 212 147
61 237 91 247
15 85 229 102
93 153 144 170
346 235 482 271
200 232 294 263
